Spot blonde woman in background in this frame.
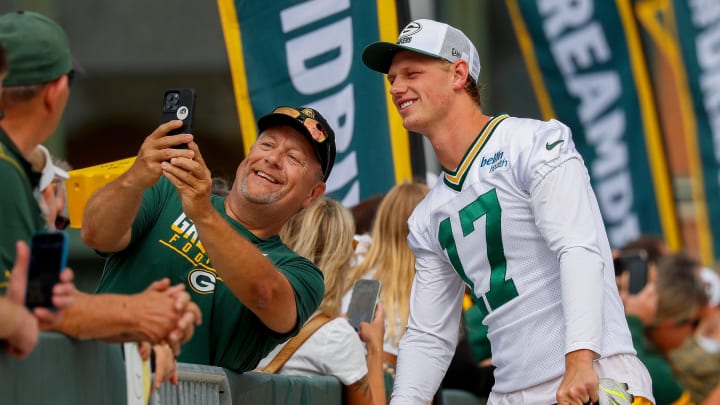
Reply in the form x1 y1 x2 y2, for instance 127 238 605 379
257 197 386 405
342 182 429 370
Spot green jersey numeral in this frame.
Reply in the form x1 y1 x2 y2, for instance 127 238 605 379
438 188 518 317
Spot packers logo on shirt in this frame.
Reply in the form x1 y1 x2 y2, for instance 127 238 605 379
188 269 216 294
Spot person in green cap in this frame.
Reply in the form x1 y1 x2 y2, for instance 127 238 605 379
0 11 200 377
0 15 76 357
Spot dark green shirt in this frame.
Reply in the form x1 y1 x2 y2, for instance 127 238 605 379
627 316 694 404
0 127 45 294
96 177 324 371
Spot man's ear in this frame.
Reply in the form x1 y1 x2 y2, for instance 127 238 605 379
302 181 326 209
42 75 68 113
452 60 470 91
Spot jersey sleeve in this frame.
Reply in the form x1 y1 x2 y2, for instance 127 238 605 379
521 120 607 355
277 256 325 336
514 118 580 193
391 212 465 404
128 177 175 245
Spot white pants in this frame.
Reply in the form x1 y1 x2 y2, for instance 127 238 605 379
487 354 654 405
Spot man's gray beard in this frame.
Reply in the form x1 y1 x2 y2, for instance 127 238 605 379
239 175 283 205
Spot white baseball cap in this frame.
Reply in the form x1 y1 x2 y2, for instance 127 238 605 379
362 19 481 82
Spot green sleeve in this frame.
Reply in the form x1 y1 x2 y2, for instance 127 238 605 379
128 177 174 245
0 164 43 293
280 257 325 334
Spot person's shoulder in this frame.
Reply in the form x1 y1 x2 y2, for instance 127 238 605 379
499 116 571 140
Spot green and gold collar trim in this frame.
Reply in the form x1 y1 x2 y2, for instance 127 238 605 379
443 114 508 191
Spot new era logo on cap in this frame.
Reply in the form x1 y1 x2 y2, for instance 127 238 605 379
361 19 481 82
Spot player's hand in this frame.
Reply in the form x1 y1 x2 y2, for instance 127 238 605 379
556 349 599 405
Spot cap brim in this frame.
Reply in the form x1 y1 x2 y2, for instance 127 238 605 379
362 41 443 74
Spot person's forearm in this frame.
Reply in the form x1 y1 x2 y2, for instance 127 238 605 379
391 329 455 404
0 297 31 338
193 210 298 332
559 246 604 356
366 346 387 405
81 171 144 252
48 291 137 340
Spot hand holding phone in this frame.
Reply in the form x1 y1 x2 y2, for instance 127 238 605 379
615 250 649 295
347 279 381 331
160 88 196 149
25 231 68 310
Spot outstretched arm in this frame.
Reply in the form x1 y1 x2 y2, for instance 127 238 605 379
160 142 301 333
355 303 387 405
48 279 200 351
81 120 194 253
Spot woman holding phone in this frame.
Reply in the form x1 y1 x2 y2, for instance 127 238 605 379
342 182 429 388
256 197 386 405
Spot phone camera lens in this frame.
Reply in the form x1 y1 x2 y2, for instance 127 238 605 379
164 92 180 112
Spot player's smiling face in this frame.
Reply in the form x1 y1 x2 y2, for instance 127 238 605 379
236 127 324 209
387 50 454 133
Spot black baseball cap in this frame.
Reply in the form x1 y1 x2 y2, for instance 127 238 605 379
257 106 336 182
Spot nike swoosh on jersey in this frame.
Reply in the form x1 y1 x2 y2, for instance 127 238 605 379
545 140 564 150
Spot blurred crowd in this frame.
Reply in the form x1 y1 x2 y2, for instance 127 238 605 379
4 9 720 405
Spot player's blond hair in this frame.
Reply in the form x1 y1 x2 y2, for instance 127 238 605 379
280 197 355 317
346 182 429 346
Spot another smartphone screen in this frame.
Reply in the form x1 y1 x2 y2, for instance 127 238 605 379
347 279 381 331
25 232 67 309
621 250 649 295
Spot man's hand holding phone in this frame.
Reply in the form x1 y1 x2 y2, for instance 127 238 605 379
18 233 75 329
160 88 196 150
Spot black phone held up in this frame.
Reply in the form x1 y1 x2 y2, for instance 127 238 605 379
161 88 196 149
347 279 381 331
616 250 649 295
25 231 68 310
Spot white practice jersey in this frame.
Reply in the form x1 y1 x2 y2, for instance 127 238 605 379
397 115 635 399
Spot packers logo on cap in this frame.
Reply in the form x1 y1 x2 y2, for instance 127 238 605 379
400 21 422 37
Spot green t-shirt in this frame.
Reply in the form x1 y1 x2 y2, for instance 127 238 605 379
0 128 45 294
627 316 691 404
96 178 324 371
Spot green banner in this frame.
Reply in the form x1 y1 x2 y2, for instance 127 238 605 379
217 0 411 206
506 0 680 249
671 0 720 262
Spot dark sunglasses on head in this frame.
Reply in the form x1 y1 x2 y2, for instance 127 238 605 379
272 107 328 143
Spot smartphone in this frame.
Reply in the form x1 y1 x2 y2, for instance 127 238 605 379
347 279 381 331
616 250 649 294
160 88 196 149
25 231 68 310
